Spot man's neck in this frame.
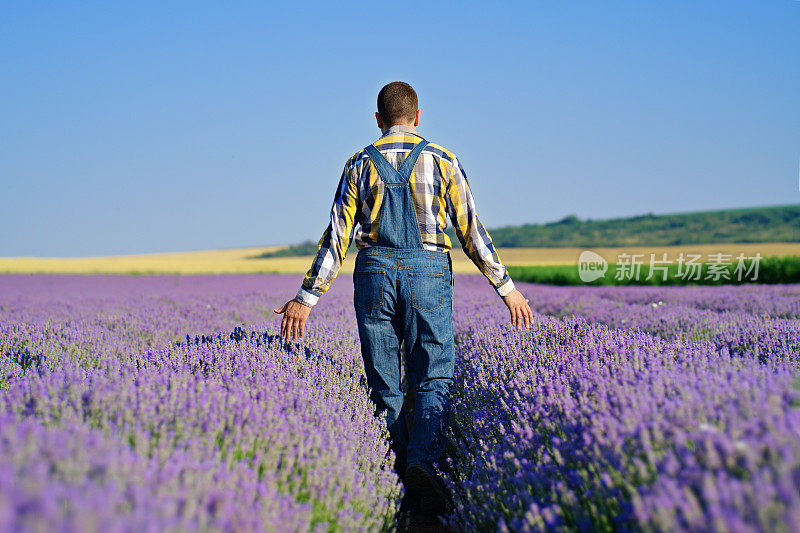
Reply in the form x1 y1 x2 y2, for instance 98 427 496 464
382 123 417 135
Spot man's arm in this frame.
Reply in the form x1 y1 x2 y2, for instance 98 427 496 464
295 164 359 306
274 163 359 340
445 156 533 329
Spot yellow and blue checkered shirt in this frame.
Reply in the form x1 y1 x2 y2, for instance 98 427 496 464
296 125 515 306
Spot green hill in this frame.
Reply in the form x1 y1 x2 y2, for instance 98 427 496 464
448 204 800 248
259 205 799 257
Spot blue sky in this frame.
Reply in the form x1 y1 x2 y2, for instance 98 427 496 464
1 1 798 257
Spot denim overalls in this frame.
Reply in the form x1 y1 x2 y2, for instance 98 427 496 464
354 138 454 479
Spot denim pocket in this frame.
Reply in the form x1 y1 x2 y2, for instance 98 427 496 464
354 270 384 311
409 271 446 312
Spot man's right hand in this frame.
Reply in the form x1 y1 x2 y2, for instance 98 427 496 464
502 289 533 330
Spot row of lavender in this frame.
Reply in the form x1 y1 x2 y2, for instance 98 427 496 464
1 275 799 531
446 278 800 531
529 283 800 363
0 275 398 532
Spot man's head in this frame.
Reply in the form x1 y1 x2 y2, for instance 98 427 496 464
376 81 421 132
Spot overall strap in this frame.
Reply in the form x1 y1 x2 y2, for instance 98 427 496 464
365 140 430 184
397 139 429 181
366 139 429 249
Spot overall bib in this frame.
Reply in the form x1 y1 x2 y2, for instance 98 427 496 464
354 139 455 479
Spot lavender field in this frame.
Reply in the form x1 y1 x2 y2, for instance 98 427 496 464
1 275 798 532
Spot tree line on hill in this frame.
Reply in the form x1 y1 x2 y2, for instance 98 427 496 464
254 204 799 258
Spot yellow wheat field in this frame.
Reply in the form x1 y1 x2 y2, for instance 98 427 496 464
0 243 797 275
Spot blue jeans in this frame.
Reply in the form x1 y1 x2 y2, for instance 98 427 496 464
354 246 454 477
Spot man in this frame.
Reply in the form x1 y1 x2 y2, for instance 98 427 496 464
274 82 533 517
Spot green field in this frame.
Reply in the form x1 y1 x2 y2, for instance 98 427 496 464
508 255 800 285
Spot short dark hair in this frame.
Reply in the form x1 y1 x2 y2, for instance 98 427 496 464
377 82 418 125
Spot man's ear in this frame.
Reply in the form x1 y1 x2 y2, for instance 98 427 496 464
375 112 384 131
414 109 421 127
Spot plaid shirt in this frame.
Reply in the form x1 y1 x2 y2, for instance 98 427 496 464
296 125 515 306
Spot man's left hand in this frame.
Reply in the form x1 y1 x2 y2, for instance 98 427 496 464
273 299 312 341
502 289 534 330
